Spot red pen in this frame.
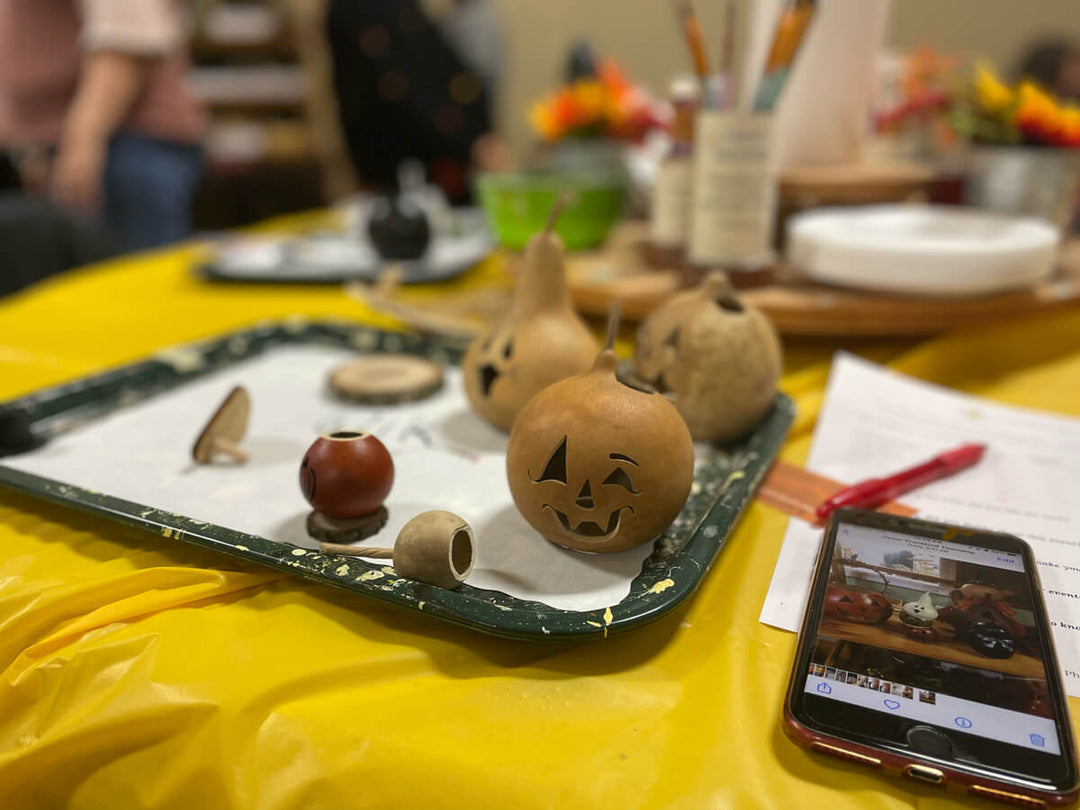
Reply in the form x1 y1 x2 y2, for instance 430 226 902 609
814 443 986 523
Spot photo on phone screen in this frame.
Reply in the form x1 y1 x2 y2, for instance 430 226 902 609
789 512 1078 796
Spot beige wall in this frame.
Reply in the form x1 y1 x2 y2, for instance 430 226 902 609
888 0 1080 65
285 0 1080 189
483 0 1080 159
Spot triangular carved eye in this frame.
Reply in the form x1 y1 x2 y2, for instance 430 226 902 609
602 467 640 494
531 437 567 484
664 327 681 348
838 595 853 603
502 339 514 359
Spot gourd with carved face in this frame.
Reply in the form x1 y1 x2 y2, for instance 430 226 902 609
634 273 782 443
824 586 893 624
463 219 597 432
506 349 694 553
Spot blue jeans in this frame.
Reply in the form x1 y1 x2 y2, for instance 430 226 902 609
103 133 202 251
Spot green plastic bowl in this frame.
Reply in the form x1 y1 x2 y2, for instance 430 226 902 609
477 171 625 251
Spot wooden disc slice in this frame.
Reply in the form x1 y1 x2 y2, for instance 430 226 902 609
306 506 389 543
328 355 444 404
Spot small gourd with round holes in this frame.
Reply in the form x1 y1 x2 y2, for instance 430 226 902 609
506 347 694 553
463 202 598 432
634 272 782 443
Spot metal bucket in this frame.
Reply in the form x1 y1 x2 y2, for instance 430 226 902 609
965 146 1080 231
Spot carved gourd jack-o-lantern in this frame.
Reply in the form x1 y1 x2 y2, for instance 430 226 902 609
824 585 893 624
463 201 598 432
634 273 782 443
506 348 695 553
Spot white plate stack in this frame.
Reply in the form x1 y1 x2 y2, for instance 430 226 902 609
787 205 1059 297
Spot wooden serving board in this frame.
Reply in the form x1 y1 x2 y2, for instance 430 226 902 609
565 222 1080 337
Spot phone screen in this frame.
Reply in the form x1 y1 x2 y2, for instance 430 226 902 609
796 516 1075 785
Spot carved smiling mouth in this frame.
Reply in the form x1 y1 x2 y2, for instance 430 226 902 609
542 505 634 539
479 364 499 396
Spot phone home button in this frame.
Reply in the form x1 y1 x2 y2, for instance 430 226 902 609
906 725 953 759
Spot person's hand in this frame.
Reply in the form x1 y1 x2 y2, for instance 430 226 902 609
50 135 107 213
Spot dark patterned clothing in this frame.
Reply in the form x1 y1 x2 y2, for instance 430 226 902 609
326 0 493 204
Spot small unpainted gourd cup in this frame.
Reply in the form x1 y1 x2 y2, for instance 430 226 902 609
393 510 475 589
319 509 475 590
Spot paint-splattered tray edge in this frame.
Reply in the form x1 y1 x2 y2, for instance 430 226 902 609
0 320 793 641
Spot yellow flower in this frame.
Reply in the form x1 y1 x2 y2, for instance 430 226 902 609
1017 80 1054 111
1062 106 1080 146
974 63 1013 113
529 100 561 141
1011 80 1080 144
569 80 607 122
1016 80 1058 129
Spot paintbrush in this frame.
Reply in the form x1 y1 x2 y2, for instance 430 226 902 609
675 0 713 106
711 0 737 110
752 0 817 112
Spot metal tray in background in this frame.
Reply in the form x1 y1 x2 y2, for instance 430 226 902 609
202 209 493 285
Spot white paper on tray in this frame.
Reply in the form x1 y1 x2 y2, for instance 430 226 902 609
759 353 1080 696
4 346 653 612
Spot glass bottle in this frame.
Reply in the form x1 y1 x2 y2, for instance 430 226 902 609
648 78 699 268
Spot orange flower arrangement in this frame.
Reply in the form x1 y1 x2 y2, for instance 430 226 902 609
868 47 969 158
952 63 1080 148
875 47 957 134
529 59 661 143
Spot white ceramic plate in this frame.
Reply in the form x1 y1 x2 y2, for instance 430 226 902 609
787 205 1059 297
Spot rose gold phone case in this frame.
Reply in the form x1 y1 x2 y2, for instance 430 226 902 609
783 513 1079 808
783 702 1077 807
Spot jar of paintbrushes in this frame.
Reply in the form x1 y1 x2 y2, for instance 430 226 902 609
674 0 817 288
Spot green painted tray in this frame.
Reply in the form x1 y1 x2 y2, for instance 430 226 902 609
0 321 793 640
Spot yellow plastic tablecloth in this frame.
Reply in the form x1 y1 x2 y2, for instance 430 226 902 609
2 229 1080 810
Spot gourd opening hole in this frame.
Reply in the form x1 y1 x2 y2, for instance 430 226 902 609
715 295 744 313
451 529 473 577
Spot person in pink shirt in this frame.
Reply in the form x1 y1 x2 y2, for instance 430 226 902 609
0 0 205 250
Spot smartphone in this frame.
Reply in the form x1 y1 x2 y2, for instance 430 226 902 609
785 509 1079 806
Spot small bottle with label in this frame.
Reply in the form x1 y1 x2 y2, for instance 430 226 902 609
648 78 699 268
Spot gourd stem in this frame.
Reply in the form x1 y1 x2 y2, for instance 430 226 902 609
604 299 621 351
515 194 575 315
319 543 394 558
544 192 573 234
